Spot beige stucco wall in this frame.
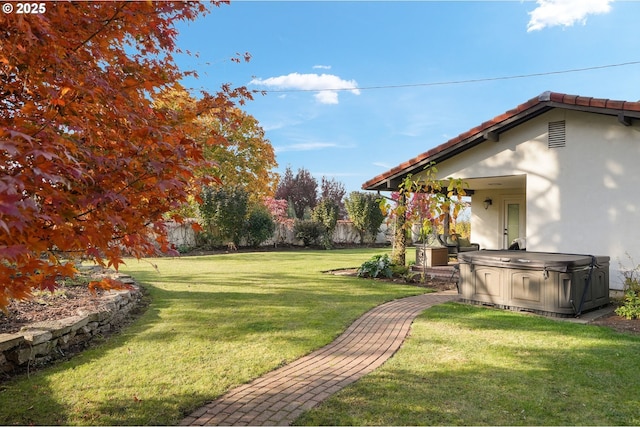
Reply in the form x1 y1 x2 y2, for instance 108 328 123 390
470 188 526 250
414 109 640 289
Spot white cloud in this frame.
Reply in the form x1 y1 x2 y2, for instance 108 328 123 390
313 65 332 70
314 91 339 104
373 162 393 169
527 0 614 32
274 142 338 153
250 72 360 104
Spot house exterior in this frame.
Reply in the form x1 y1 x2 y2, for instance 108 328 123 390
362 91 640 290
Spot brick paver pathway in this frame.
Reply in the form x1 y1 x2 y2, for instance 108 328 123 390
180 291 458 426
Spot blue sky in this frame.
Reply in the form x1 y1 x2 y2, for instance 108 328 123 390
174 0 640 194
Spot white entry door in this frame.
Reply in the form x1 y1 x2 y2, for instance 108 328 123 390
503 198 525 249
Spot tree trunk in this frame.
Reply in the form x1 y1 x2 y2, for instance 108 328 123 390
391 193 407 266
443 211 451 236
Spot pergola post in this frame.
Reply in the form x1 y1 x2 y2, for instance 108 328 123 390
443 211 451 236
391 192 407 266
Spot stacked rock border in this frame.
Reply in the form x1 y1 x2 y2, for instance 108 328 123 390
0 273 143 375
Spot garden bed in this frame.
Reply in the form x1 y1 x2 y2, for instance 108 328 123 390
0 285 103 335
0 268 147 378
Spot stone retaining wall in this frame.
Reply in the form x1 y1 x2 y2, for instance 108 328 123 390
0 274 143 374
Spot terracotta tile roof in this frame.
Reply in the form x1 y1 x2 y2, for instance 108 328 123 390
362 91 640 191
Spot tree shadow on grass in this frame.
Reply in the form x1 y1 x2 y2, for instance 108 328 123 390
80 392 211 426
135 281 410 344
296 363 640 426
0 378 67 425
0 267 421 426
0 376 212 426
296 304 640 426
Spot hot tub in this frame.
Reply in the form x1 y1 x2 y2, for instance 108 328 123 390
457 250 610 317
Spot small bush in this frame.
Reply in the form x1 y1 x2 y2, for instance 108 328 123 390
199 186 249 246
390 264 410 277
616 290 640 320
615 256 640 319
358 254 393 279
246 207 276 248
176 244 193 254
344 191 385 245
195 230 223 250
312 199 339 249
294 219 325 246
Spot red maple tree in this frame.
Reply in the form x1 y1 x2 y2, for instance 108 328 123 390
0 1 252 308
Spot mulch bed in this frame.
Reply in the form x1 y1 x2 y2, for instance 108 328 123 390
588 310 640 335
0 285 105 335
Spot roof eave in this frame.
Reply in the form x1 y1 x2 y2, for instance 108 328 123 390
362 102 554 192
363 91 640 192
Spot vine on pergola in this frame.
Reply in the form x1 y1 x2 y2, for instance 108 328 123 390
380 163 468 266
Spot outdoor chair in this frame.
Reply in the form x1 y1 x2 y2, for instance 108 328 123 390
440 234 480 255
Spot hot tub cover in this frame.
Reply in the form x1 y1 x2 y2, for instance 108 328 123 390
458 250 610 273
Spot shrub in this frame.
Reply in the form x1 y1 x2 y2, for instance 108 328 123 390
616 290 640 320
199 186 249 246
312 199 339 249
358 254 393 279
344 191 386 244
390 263 410 277
246 207 276 248
615 256 640 319
176 244 193 254
195 230 223 250
293 220 325 246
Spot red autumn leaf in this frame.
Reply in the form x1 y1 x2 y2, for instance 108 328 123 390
0 1 251 309
88 278 133 295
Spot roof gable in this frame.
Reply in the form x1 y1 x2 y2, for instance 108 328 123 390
362 91 640 191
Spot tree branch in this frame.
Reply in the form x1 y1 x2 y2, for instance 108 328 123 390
72 2 129 53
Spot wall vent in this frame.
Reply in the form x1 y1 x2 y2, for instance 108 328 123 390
548 120 566 148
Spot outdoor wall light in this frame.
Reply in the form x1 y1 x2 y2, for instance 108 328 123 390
483 197 493 210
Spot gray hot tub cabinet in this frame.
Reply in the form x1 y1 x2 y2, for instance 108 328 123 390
458 251 609 317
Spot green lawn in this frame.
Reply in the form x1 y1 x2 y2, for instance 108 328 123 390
0 248 424 425
296 302 640 426
2 248 639 426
